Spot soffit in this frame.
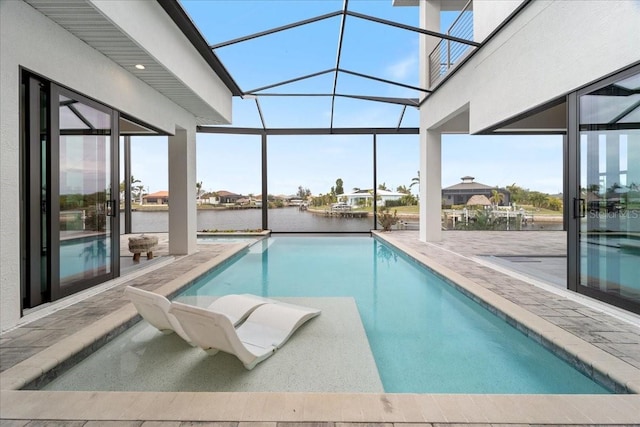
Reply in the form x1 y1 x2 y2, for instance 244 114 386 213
24 0 228 125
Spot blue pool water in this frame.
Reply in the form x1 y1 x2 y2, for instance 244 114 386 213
60 235 110 285
178 236 611 394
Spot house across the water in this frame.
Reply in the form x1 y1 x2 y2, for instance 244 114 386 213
442 176 510 207
341 189 406 208
142 191 169 205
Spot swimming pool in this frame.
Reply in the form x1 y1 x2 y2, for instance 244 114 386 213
176 236 609 394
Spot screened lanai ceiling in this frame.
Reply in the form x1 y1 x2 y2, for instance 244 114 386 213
25 0 477 131
179 0 475 131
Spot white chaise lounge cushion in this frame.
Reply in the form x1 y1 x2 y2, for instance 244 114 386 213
238 302 322 349
168 300 321 369
123 286 271 343
124 286 191 342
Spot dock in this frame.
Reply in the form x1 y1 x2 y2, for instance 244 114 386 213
323 210 369 218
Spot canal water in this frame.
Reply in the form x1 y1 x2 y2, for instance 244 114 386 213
121 207 563 233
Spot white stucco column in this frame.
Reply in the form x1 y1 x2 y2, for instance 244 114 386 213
168 126 197 255
418 0 444 243
419 129 442 242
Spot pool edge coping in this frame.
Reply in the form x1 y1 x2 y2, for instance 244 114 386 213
1 390 640 424
372 230 640 395
0 242 251 392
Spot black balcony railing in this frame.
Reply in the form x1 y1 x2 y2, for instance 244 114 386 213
428 0 474 86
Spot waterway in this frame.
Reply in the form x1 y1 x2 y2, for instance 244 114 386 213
121 207 563 233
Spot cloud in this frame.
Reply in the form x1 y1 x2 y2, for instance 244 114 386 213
385 54 417 81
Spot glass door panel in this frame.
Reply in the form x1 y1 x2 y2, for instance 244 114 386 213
578 70 640 307
58 95 113 287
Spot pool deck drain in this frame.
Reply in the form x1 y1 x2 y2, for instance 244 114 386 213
1 231 640 424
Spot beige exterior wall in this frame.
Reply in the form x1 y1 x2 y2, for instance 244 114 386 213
0 0 229 331
473 0 524 42
417 0 639 241
424 0 640 133
90 0 232 125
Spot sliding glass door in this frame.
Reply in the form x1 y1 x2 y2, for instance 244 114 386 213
21 74 119 308
572 66 640 313
54 88 118 295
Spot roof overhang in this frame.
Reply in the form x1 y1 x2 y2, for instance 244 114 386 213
478 98 568 135
24 0 240 125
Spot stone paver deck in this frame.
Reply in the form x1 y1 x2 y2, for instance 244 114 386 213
1 231 640 425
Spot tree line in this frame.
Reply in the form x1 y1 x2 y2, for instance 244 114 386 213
506 183 562 211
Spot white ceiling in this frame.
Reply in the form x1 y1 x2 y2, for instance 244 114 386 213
24 0 228 125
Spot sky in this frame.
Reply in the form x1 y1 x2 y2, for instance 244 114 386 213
123 1 564 196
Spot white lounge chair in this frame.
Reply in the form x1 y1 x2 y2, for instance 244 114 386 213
168 300 321 369
123 286 271 343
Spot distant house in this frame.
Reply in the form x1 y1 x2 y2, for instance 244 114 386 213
341 189 405 207
215 190 243 204
142 190 169 205
340 190 371 207
442 176 510 207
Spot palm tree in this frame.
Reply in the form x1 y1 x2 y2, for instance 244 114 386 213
489 189 505 207
120 176 141 200
410 171 420 189
528 192 548 208
396 185 409 194
506 182 525 204
135 185 145 205
196 181 203 202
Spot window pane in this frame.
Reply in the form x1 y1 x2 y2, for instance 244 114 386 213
579 69 640 305
376 135 419 230
268 135 373 232
196 134 262 232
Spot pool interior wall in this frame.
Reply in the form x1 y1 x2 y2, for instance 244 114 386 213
41 235 613 394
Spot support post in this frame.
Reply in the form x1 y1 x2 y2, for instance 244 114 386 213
168 127 197 255
419 129 442 242
262 133 268 231
373 133 377 230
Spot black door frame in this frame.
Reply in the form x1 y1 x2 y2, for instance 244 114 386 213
21 71 120 308
567 63 640 314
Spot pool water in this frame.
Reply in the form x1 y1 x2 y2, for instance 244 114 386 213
60 235 111 284
177 236 611 394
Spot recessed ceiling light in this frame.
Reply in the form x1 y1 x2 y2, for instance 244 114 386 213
135 64 145 70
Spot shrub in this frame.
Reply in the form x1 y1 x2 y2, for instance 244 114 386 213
377 208 399 231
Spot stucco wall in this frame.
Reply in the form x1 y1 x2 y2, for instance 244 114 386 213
473 0 523 42
91 0 232 124
424 0 640 133
0 0 210 331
